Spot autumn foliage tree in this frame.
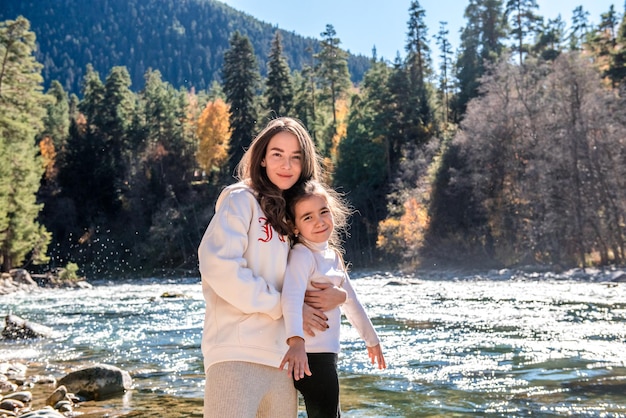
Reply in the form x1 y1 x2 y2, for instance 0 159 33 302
377 197 430 266
39 80 69 188
196 98 230 182
39 137 57 183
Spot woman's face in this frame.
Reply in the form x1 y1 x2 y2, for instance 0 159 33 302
261 132 303 190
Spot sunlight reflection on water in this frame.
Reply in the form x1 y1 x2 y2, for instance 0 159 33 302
1 270 625 416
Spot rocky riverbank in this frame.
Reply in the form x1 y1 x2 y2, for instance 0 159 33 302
0 269 91 296
1 275 134 418
0 278 204 417
0 361 133 417
0 359 204 417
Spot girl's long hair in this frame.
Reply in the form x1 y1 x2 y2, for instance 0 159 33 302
236 117 323 236
284 180 353 252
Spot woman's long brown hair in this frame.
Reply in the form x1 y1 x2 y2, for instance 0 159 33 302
235 117 323 236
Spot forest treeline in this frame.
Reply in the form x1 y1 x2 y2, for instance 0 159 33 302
1 0 625 279
0 0 371 95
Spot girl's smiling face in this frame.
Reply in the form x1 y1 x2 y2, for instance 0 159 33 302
293 194 334 244
261 132 302 190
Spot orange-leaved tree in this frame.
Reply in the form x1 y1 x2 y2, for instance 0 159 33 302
196 98 230 180
377 196 430 266
39 136 58 182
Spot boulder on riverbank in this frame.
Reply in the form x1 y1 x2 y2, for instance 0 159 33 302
57 364 133 401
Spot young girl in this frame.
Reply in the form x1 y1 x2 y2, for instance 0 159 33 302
279 180 386 418
198 117 347 418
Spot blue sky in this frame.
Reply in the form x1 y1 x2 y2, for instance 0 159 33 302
219 0 622 62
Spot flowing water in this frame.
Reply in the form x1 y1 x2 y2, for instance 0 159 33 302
1 268 625 417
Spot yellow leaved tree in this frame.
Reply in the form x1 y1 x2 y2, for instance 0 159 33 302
377 196 430 266
196 98 230 179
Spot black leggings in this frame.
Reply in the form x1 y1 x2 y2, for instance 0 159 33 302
294 353 340 418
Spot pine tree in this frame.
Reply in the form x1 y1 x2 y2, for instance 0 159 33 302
315 24 351 138
38 80 70 243
264 31 293 118
39 81 69 187
404 0 433 142
598 5 620 47
587 5 623 87
434 21 453 128
59 65 109 224
79 64 105 129
454 0 507 118
101 66 135 214
455 0 483 119
386 56 411 171
605 3 626 87
42 80 70 151
61 65 102 213
406 0 431 81
480 0 508 61
65 66 135 220
0 17 51 271
569 6 590 50
222 31 260 174
533 15 566 61
335 60 393 261
505 0 543 65
291 62 317 138
134 69 189 212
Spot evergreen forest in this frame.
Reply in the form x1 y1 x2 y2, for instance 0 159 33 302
0 0 371 95
1 0 626 279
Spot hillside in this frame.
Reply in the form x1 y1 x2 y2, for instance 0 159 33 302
0 0 371 95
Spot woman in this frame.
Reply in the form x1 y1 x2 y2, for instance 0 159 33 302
198 117 346 417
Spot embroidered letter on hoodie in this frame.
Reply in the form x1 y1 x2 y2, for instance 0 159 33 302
258 217 285 243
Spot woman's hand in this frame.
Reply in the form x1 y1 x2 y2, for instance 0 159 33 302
302 282 347 336
302 303 328 337
304 282 347 311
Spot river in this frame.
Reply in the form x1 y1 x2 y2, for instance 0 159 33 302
1 267 625 417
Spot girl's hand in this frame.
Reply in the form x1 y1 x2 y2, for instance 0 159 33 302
367 344 387 370
279 337 311 380
304 282 347 311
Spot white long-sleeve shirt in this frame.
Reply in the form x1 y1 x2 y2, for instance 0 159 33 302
281 241 380 353
198 182 289 372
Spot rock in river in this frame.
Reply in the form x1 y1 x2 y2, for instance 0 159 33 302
57 364 133 400
1 314 54 340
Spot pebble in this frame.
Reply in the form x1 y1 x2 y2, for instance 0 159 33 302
0 363 72 417
44 386 65 407
2 392 32 403
0 398 24 412
17 406 65 417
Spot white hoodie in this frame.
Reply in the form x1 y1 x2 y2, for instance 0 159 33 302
198 182 289 372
